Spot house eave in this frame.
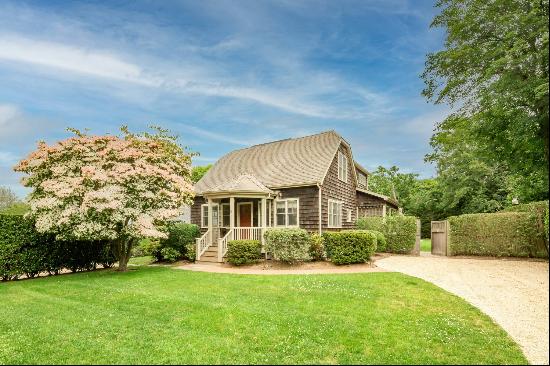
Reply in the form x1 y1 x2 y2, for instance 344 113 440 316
356 187 400 207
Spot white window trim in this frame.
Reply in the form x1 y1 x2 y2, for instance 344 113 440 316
220 203 230 228
358 172 367 188
328 199 343 228
201 203 219 228
275 198 300 227
267 200 272 227
201 204 208 228
346 208 352 222
338 151 348 183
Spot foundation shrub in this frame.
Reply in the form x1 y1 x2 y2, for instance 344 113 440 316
323 230 377 265
264 228 311 264
226 240 262 266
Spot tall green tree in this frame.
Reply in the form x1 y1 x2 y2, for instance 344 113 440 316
191 164 212 183
422 0 549 202
367 166 419 209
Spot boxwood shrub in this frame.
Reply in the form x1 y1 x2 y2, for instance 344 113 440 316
226 240 262 266
448 212 547 258
264 228 311 263
156 222 200 261
0 214 115 281
370 230 387 252
356 215 417 253
323 230 377 265
309 233 326 261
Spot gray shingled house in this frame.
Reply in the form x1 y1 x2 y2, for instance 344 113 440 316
191 130 400 262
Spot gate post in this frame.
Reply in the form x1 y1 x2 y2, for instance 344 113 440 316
412 219 421 255
446 220 451 256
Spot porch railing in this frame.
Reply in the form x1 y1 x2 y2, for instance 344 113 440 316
234 227 264 241
218 229 234 262
217 227 265 262
195 229 211 261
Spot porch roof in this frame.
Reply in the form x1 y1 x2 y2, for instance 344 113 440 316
201 174 275 197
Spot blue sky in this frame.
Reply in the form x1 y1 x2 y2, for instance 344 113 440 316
0 0 448 197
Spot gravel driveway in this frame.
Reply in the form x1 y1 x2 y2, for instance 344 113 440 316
375 253 549 365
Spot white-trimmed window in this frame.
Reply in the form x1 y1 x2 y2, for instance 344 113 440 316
221 203 230 228
346 208 352 222
275 199 299 227
338 151 348 182
201 204 208 228
267 200 272 227
328 199 343 228
201 204 219 228
358 172 367 188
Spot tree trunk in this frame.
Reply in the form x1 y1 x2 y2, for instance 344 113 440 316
115 238 135 272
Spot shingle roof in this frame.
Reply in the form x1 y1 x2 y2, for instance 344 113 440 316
194 130 343 194
202 174 274 195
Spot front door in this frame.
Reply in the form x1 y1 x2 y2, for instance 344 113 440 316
238 202 253 239
239 203 252 227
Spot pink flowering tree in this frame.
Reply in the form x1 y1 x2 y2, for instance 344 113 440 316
14 126 195 271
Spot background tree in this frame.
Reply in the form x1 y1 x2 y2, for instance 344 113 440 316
191 164 212 183
422 0 549 203
367 166 419 209
14 126 195 271
0 186 19 210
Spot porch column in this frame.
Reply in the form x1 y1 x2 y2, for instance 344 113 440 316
229 197 235 229
208 198 213 235
262 197 267 255
382 204 387 219
261 198 267 229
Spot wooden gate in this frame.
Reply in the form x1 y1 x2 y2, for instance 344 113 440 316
431 220 449 256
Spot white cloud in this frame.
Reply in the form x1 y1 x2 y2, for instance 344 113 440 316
0 103 63 146
402 109 450 139
0 34 391 120
0 104 18 125
0 150 19 167
178 124 249 146
0 36 157 86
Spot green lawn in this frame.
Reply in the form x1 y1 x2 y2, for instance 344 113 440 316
0 266 526 364
128 255 155 266
421 238 432 252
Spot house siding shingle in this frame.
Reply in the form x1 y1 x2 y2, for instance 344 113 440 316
277 186 319 233
321 143 357 231
191 195 206 232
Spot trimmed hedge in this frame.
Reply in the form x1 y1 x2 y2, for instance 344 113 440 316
370 230 387 252
264 228 311 263
501 200 549 215
0 214 115 281
502 200 549 252
323 230 377 265
448 212 547 258
356 215 417 253
226 240 262 266
156 222 200 261
309 233 326 261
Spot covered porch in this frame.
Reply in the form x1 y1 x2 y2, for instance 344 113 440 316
195 175 277 263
